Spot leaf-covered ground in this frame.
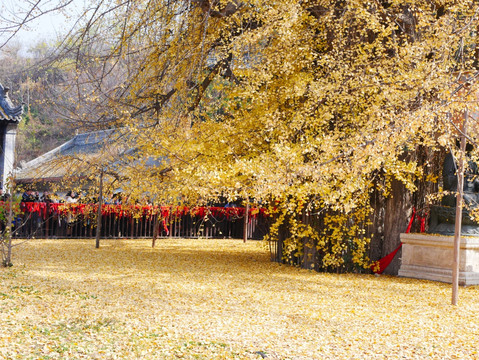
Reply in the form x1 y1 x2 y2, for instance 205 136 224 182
1 239 478 359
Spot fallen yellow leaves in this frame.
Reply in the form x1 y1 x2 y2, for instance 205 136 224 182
1 239 479 359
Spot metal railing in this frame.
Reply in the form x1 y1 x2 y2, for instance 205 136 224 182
12 203 270 240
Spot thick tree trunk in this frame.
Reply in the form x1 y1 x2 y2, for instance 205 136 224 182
412 146 442 233
382 178 412 275
368 186 386 269
369 147 441 274
301 209 317 270
273 216 289 264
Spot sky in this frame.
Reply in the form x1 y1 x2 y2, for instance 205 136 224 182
0 0 87 50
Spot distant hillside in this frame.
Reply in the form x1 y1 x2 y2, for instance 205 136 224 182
0 42 81 166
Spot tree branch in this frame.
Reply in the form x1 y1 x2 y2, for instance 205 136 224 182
188 54 233 112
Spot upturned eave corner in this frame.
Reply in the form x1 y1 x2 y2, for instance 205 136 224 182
0 83 24 123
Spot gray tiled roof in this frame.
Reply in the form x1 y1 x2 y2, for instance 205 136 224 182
54 128 117 156
15 128 124 183
0 84 23 122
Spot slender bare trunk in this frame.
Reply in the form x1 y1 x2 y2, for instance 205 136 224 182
152 212 158 248
452 110 467 305
3 188 13 267
95 170 103 249
243 202 249 243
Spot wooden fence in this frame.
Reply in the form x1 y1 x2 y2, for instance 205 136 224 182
12 203 270 240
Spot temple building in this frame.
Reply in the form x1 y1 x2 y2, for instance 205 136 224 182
15 128 120 189
0 84 23 190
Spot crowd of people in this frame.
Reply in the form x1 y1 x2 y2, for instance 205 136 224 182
21 189 53 203
21 189 72 203
19 189 132 205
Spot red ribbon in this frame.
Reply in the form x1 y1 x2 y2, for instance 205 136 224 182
372 207 417 274
417 213 427 233
405 207 416 234
19 202 266 221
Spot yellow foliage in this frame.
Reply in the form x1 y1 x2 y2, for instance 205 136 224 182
1 239 479 359
50 1 479 269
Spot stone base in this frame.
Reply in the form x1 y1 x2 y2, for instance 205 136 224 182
398 233 479 286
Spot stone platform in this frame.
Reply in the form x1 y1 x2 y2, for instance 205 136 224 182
398 233 479 286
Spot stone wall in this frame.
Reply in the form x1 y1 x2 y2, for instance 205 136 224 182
398 233 479 286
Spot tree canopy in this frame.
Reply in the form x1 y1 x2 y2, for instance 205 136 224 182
7 0 479 269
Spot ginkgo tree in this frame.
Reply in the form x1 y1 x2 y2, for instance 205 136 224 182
35 1 479 271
